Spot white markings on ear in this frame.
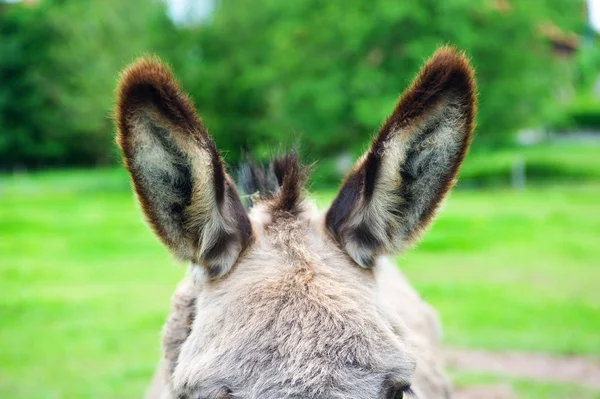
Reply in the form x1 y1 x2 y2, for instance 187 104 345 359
326 47 476 267
116 57 252 278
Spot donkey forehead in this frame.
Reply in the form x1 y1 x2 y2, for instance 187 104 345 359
174 290 415 398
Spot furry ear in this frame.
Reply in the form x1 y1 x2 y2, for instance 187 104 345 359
116 56 252 278
325 47 476 267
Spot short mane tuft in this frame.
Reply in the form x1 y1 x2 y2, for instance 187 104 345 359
237 152 308 216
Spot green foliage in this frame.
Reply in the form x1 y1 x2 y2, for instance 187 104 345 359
0 0 587 168
550 40 600 131
0 0 180 169
573 38 600 91
182 0 584 162
0 2 61 168
552 94 600 131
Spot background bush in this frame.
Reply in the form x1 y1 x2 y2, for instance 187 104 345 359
0 0 180 169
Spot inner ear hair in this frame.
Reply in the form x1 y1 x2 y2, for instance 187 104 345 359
115 56 252 278
326 46 476 267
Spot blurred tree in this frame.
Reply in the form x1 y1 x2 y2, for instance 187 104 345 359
0 0 181 169
0 1 60 169
181 0 585 163
0 0 587 170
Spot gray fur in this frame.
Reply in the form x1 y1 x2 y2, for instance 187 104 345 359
132 47 477 399
166 216 437 399
149 210 450 399
130 118 193 249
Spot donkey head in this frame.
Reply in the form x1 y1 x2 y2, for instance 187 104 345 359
116 47 475 399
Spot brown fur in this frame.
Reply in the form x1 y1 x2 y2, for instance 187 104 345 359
269 152 309 217
237 152 309 218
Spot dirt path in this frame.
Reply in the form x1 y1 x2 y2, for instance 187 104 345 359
452 384 516 399
444 347 600 396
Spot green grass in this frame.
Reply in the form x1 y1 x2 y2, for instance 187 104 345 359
399 185 600 355
1 167 599 397
0 173 179 398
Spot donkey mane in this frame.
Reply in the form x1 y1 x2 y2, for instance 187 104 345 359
237 152 309 216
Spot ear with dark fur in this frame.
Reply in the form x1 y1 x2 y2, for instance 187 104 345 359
325 47 476 267
115 56 252 278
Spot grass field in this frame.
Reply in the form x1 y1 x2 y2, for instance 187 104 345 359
1 167 599 398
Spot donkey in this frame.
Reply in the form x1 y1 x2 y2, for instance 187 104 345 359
115 46 476 399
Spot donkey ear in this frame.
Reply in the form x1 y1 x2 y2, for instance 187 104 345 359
325 47 476 267
115 56 252 278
